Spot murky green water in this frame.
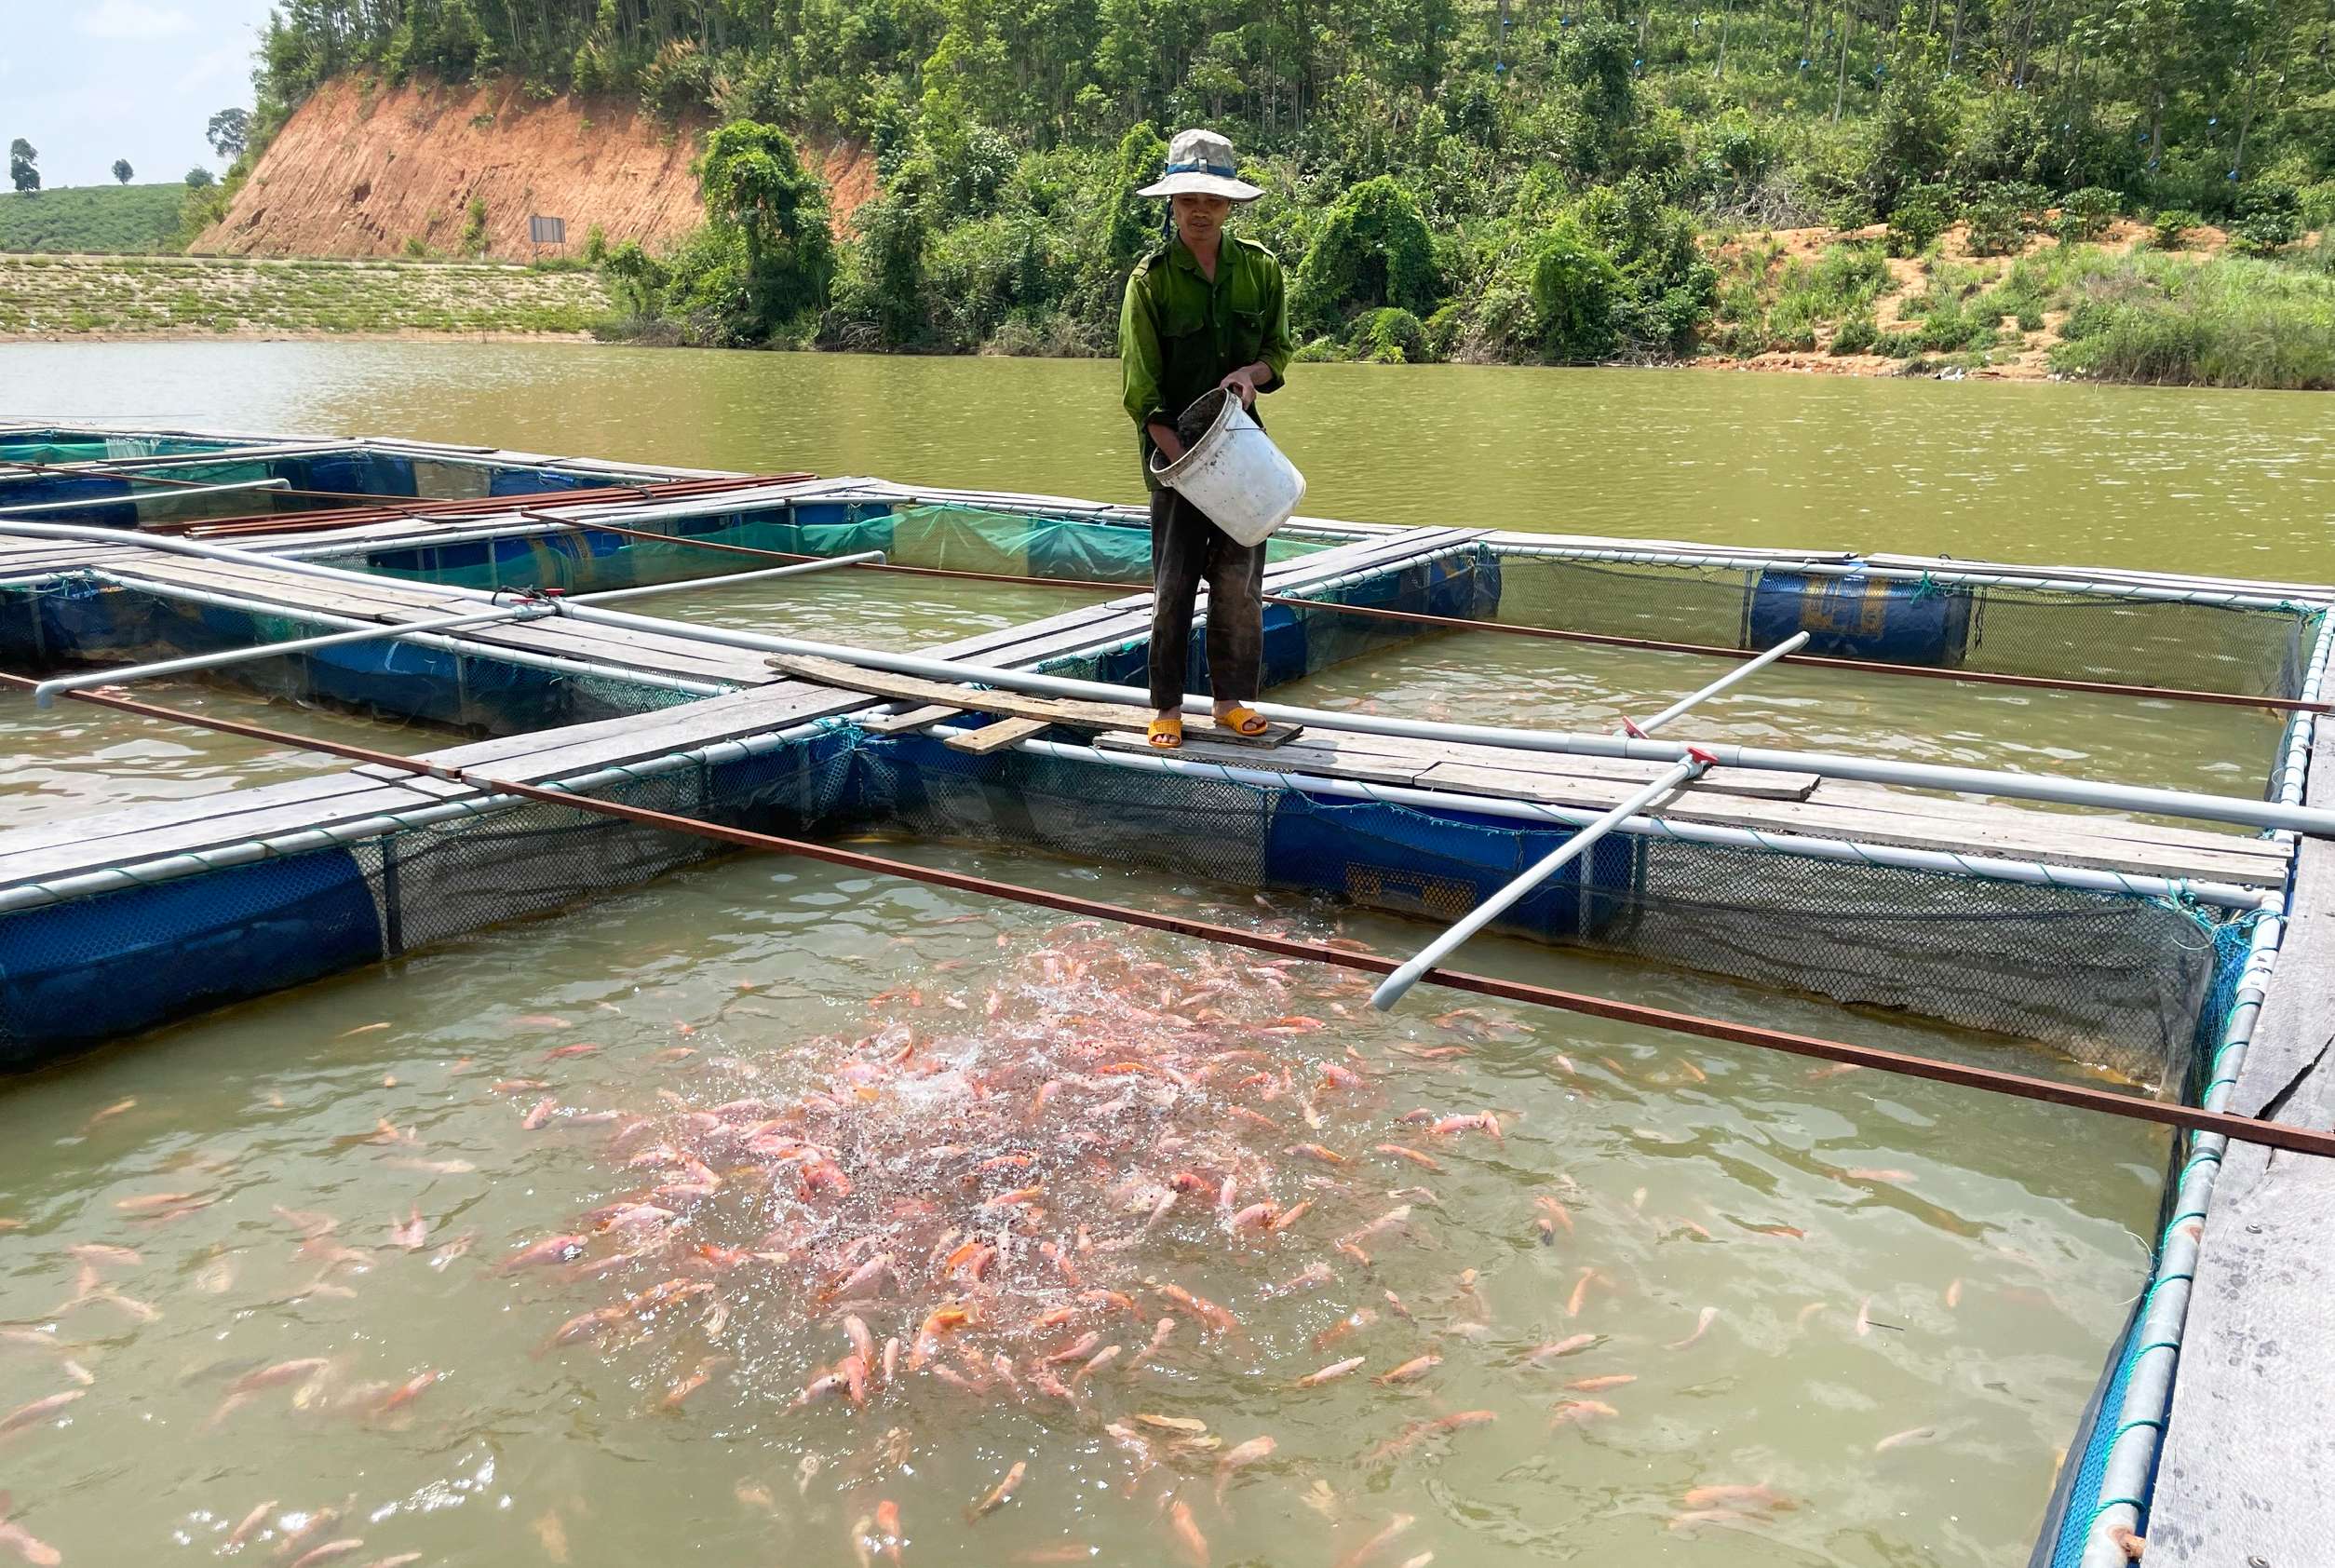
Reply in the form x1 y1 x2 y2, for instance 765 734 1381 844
1 344 2324 1567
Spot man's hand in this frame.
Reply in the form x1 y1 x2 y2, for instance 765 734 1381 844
1147 422 1186 464
1217 365 1264 408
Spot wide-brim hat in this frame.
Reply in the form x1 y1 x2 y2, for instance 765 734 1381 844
1137 128 1263 202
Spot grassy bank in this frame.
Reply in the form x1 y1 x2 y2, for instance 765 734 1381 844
0 253 610 339
1707 225 2335 386
0 184 189 254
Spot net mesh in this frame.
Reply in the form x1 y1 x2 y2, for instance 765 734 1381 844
1487 550 2321 699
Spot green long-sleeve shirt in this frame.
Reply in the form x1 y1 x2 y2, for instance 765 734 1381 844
1119 234 1294 488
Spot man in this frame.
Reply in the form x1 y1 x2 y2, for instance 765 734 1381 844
1119 128 1294 750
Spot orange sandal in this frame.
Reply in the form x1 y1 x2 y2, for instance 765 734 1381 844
1146 716 1184 750
1215 705 1270 737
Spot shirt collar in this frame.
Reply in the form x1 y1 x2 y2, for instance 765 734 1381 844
1170 237 1230 278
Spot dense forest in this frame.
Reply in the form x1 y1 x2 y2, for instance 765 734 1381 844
239 0 2333 379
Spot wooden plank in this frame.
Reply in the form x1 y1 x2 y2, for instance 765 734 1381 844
1280 728 1820 803
0 772 408 864
0 779 455 886
1815 778 2295 871
943 716 1055 755
1421 763 2286 885
771 655 1306 748
1095 730 1426 787
855 703 963 735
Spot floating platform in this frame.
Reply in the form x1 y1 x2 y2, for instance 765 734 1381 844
0 417 2329 1568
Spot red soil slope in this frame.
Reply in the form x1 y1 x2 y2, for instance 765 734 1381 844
197 76 870 261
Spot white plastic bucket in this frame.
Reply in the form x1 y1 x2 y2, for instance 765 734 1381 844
1151 392 1307 547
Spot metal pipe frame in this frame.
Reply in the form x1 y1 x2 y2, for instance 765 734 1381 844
0 712 847 916
561 549 887 604
1371 753 1712 1009
2078 897 2287 1568
31 600 562 707
7 518 2328 836
1493 540 2333 615
82 571 730 699
0 479 291 518
984 731 2268 909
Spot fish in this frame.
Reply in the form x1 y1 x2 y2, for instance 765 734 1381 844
0 1507 60 1568
1430 1112 1500 1140
514 1014 572 1029
1287 1142 1347 1165
966 1460 1026 1521
1297 1355 1368 1387
1374 1354 1440 1385
1127 1316 1178 1369
1133 1414 1208 1433
1945 1277 1964 1308
288 1541 367 1568
501 1234 587 1271
1565 1268 1599 1318
873 1500 904 1566
1856 1296 1874 1337
339 1021 392 1036
378 1371 442 1413
1167 1499 1208 1568
386 1209 427 1250
522 1097 559 1130
1549 1399 1621 1427
1523 1334 1598 1363
542 1043 601 1061
1341 1205 1411 1248
1374 1144 1442 1172
223 1500 277 1548
1682 1483 1796 1512
82 1098 137 1131
1073 1345 1121 1385
1268 1200 1313 1233
1155 1284 1236 1333
1667 1306 1719 1350
1331 1513 1416 1568
66 1243 141 1268
1043 1332 1101 1366
115 1192 204 1213
1215 1435 1277 1502
1874 1426 1939 1452
1564 1373 1638 1391
230 1358 331 1396
0 1392 83 1434
1315 1309 1377 1351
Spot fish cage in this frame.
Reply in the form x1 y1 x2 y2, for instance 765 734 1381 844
0 442 2326 1568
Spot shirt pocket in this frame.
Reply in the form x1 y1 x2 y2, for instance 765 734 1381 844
1229 306 1266 368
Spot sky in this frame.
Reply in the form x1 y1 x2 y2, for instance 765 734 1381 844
2 0 275 188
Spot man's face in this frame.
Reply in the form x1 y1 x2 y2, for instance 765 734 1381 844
1172 193 1233 244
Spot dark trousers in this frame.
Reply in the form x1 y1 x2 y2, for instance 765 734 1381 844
1148 485 1267 712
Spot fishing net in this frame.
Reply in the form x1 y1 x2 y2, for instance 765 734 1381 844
1487 548 2322 699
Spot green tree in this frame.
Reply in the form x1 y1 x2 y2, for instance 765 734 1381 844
9 140 38 196
1295 176 1438 333
694 120 840 336
113 159 134 185
1531 218 1624 361
205 108 250 161
184 167 217 188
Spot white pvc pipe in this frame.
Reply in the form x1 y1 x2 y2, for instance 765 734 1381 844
31 601 559 706
85 571 730 698
1493 541 2332 614
1370 754 1708 1009
1631 632 1809 735
0 479 291 517
2078 899 2287 1568
991 731 2267 909
562 549 886 603
8 518 2328 836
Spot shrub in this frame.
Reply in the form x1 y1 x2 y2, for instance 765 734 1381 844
582 224 607 265
2057 187 2121 242
459 196 488 256
1829 310 1880 354
2229 183 2302 254
2152 209 2203 250
1886 185 1951 258
1964 182 2046 257
1348 306 1429 363
1529 217 1622 362
1293 176 1438 335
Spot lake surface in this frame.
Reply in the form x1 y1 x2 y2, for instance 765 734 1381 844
0 343 2325 1568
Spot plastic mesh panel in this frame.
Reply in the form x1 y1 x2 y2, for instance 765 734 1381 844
830 732 2233 1082
1488 551 2319 699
